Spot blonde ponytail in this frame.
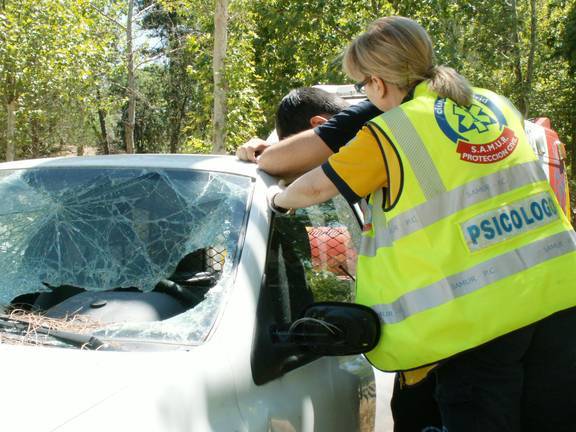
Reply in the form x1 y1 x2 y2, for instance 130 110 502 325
428 65 472 106
344 16 473 106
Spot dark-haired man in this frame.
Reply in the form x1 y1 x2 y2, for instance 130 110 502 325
275 87 349 139
236 87 349 168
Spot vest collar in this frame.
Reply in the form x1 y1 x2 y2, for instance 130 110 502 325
407 80 432 102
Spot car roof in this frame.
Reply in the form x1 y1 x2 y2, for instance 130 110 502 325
0 154 261 178
313 84 366 105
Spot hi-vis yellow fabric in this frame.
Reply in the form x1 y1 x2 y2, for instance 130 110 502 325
325 124 402 209
352 82 576 371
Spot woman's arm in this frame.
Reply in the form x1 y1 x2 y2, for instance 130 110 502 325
272 166 339 210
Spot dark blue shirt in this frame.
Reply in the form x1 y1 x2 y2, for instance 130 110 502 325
314 100 382 152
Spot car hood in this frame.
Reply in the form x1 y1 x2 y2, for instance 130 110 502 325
0 344 135 431
0 342 243 432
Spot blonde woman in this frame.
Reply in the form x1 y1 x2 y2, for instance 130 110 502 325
270 16 576 431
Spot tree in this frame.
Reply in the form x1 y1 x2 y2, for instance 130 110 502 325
158 0 265 154
0 0 118 160
125 0 137 153
1 0 573 165
143 0 210 154
562 0 576 72
212 0 228 153
509 0 538 116
91 0 161 154
142 0 198 153
561 1 576 177
250 0 391 136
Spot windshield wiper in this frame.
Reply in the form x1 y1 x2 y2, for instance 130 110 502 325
0 314 107 350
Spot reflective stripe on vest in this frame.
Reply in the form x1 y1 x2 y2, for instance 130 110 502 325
360 160 547 256
385 108 446 199
372 230 576 324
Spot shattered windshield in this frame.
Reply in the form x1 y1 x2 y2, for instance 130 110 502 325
0 166 251 347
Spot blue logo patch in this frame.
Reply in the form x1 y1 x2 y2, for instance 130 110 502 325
435 94 518 164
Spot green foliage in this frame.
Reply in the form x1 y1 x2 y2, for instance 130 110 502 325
563 1 576 73
131 64 170 153
223 0 266 150
0 0 575 169
250 0 392 135
307 269 353 303
389 0 576 170
0 0 121 158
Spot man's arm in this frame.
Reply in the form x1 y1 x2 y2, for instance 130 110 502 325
237 100 382 178
235 137 270 163
257 129 333 178
257 100 382 177
272 125 390 211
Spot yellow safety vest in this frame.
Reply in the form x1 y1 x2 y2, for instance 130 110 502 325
357 81 576 371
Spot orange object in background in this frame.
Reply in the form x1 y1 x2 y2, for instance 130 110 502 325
306 226 357 278
527 117 571 217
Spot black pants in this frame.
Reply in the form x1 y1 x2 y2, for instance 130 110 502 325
392 373 443 432
434 307 576 432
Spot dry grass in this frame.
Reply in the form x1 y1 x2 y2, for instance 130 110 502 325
359 398 376 432
0 308 103 347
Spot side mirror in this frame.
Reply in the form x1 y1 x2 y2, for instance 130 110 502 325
272 302 381 356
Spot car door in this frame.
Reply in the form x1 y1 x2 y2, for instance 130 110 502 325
246 195 379 432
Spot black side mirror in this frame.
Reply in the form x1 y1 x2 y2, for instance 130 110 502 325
272 302 381 356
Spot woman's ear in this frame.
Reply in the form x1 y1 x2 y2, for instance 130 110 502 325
373 76 387 98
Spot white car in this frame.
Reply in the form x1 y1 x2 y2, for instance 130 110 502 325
0 154 395 432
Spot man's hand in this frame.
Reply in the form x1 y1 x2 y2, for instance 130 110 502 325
258 129 333 177
236 137 270 163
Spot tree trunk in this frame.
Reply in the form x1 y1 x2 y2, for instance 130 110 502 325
169 109 182 154
2 0 16 161
169 93 189 153
125 0 136 154
212 0 228 154
30 117 41 158
96 89 111 154
5 99 16 161
98 108 111 155
523 0 538 118
510 0 526 115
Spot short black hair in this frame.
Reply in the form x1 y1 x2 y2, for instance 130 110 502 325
275 87 348 139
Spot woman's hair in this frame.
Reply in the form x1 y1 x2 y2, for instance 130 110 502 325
343 16 472 106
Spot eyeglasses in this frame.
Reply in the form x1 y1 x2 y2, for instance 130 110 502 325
354 78 370 94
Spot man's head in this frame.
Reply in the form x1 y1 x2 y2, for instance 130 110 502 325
275 87 348 139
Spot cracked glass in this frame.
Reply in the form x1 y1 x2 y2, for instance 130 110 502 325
0 166 251 346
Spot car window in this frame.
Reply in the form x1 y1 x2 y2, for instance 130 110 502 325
264 195 361 321
0 166 251 347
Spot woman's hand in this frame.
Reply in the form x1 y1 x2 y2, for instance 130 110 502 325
267 184 293 215
269 167 340 212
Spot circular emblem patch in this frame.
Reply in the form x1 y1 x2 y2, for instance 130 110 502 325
434 94 518 164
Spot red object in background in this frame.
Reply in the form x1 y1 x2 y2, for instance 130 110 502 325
306 226 357 278
530 117 570 217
